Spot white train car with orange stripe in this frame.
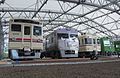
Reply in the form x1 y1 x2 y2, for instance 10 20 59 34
78 33 101 60
8 18 43 60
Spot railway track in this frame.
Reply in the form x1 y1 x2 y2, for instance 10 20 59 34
0 57 120 67
15 56 119 64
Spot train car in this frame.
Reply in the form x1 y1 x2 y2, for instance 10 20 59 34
78 33 101 59
42 28 79 58
114 40 120 55
8 18 43 60
100 37 115 56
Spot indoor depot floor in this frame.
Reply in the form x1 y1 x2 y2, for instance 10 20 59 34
0 60 120 78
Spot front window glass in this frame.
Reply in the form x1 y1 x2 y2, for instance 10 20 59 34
24 26 30 35
11 24 21 32
57 33 69 39
33 26 42 36
70 34 78 38
85 38 92 44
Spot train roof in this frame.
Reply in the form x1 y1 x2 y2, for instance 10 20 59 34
55 28 78 34
10 18 40 24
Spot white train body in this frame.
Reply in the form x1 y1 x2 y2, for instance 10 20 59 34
45 28 79 58
8 18 43 60
78 33 101 57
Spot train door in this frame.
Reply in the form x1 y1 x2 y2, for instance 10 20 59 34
23 25 31 54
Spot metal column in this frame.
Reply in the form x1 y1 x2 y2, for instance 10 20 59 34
0 16 4 60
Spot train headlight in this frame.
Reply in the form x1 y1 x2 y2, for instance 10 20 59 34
37 39 43 43
11 37 16 41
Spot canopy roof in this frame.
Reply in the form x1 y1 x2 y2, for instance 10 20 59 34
0 0 120 38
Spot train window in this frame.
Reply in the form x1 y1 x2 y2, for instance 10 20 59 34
82 39 84 44
24 26 30 35
70 34 78 38
33 26 42 36
11 24 21 32
93 39 96 44
97 39 100 44
51 37 53 43
79 40 80 45
85 38 92 44
57 33 69 39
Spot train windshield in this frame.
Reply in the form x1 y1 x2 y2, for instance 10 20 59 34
70 34 78 38
33 26 42 36
85 38 92 44
57 33 69 39
11 24 21 32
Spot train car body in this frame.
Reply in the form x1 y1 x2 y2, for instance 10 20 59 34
114 41 120 54
8 18 43 60
78 33 101 58
100 37 115 55
44 28 79 58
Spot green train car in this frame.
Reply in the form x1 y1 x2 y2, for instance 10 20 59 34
100 37 115 55
114 41 120 54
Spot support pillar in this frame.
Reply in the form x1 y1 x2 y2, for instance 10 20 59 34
0 16 4 60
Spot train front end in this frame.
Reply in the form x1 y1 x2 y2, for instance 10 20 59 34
8 19 43 60
57 28 79 58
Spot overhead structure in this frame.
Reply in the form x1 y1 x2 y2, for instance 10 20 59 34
32 0 48 19
0 0 120 55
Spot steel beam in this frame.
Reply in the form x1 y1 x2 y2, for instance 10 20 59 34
57 0 86 3
32 0 48 19
80 19 120 31
58 0 120 15
44 2 111 31
82 23 110 36
43 3 80 27
0 17 4 60
83 16 118 36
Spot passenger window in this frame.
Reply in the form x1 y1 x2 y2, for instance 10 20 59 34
79 40 81 45
51 37 53 43
93 39 96 44
24 26 30 35
97 39 100 44
11 24 21 32
82 39 84 44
